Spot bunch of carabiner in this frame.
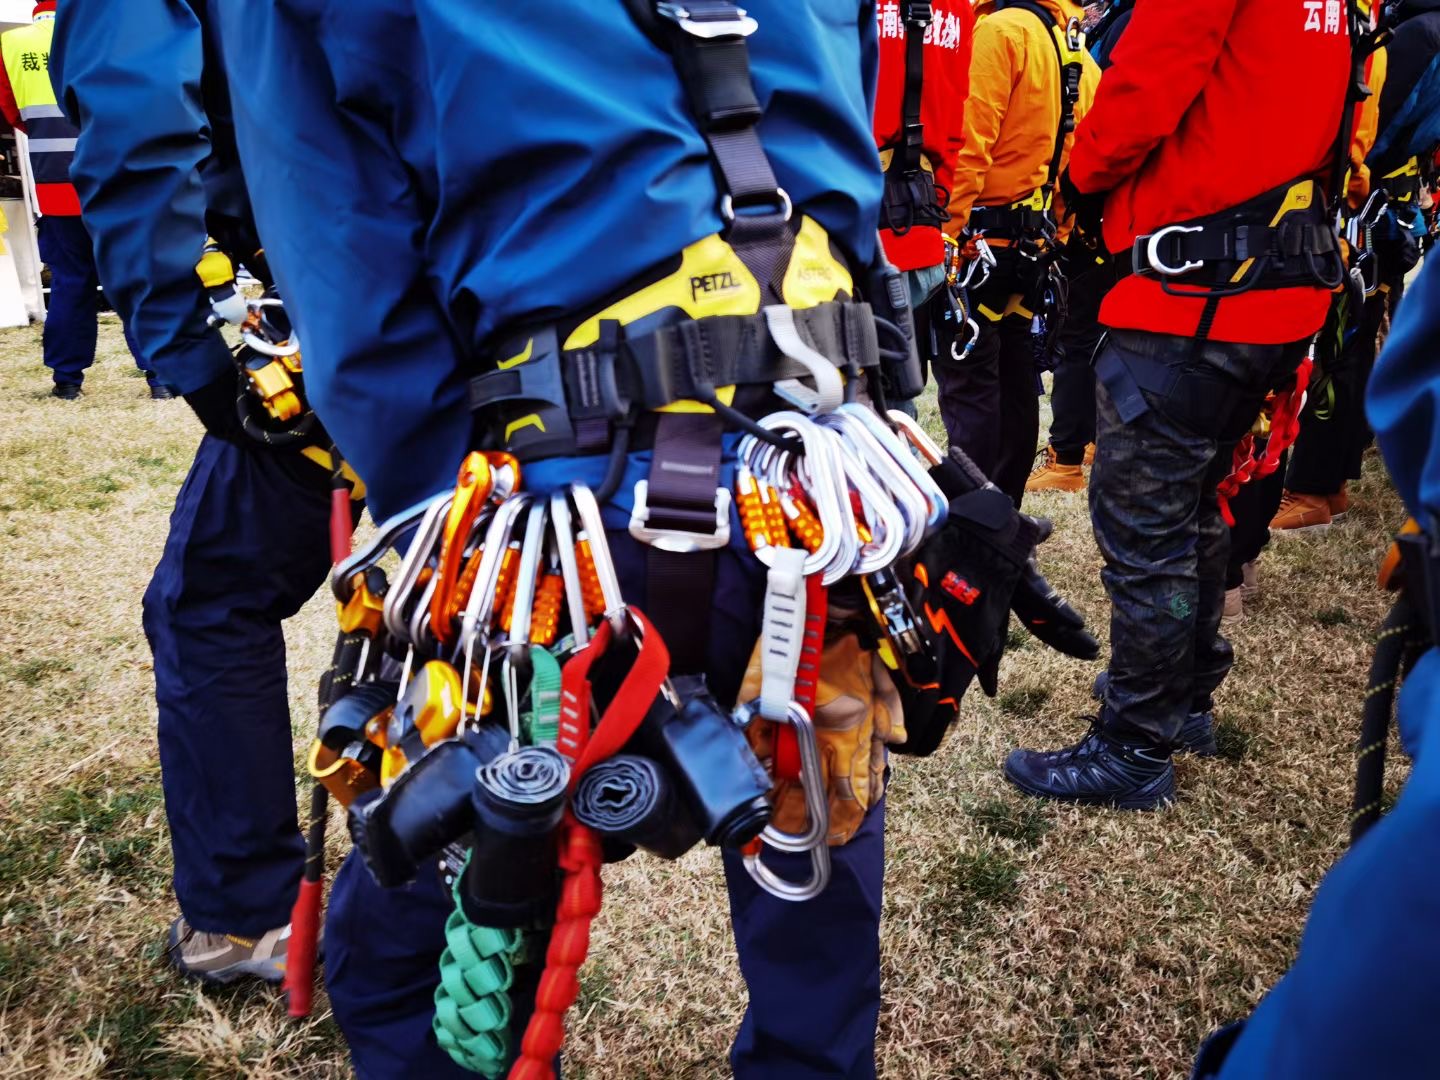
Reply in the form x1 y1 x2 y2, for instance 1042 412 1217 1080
727 402 949 901
942 231 995 363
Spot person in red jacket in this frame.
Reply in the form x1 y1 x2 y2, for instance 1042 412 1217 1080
872 0 973 411
1004 0 1355 808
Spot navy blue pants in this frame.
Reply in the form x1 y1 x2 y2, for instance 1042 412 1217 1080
325 480 885 1079
143 434 335 935
37 214 150 387
1092 331 1306 747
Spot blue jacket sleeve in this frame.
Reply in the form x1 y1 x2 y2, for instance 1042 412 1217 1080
51 0 232 394
216 0 470 519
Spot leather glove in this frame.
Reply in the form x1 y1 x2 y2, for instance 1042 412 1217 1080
1060 168 1106 239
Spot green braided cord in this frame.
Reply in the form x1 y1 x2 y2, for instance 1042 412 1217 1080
433 863 523 1077
523 645 562 747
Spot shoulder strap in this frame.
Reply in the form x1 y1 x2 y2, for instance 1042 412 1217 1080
896 2 934 175
1330 0 1392 214
1004 1 1084 195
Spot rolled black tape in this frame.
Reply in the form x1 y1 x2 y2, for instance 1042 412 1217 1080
573 755 702 861
348 738 486 888
628 679 772 849
461 746 569 928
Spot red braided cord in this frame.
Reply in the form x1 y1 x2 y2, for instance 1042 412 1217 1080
1215 354 1313 527
507 610 668 1080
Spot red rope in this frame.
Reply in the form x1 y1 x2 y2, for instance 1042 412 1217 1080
1216 353 1313 527
775 573 827 781
508 610 669 1080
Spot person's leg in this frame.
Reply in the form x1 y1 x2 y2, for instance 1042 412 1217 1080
1284 301 1352 498
933 314 1003 478
142 435 331 937
325 855 479 1080
995 312 1040 506
1048 258 1110 462
725 797 885 1080
37 215 100 389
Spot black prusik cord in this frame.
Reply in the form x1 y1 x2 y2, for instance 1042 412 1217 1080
1351 595 1428 844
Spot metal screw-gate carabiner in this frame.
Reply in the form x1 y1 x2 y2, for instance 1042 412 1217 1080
454 494 533 656
569 483 628 638
332 491 451 602
382 493 455 645
817 423 906 576
549 490 594 649
740 700 832 902
821 408 931 559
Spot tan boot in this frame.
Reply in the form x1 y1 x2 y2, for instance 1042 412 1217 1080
1270 490 1333 534
1083 442 1095 467
1222 585 1244 621
1240 560 1260 602
1026 446 1086 493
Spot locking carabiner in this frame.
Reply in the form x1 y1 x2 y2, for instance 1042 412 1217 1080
569 483 628 638
740 700 832 902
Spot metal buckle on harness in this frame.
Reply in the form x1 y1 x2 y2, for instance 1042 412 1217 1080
629 480 732 553
719 188 793 225
1135 224 1205 277
656 2 758 38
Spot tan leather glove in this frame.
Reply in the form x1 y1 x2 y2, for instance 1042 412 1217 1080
742 632 905 846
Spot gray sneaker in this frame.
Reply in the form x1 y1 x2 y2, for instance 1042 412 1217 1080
166 917 289 985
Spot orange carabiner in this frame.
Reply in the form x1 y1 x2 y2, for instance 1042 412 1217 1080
430 452 495 645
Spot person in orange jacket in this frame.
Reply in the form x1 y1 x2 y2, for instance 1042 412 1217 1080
936 0 1099 506
1273 6 1393 533
1005 0 1359 808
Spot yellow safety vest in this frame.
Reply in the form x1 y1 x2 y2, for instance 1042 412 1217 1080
1 14 79 214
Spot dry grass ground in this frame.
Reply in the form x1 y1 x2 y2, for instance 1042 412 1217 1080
0 318 1407 1078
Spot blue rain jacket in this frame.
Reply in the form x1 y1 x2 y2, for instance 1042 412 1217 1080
51 0 247 394
216 0 883 519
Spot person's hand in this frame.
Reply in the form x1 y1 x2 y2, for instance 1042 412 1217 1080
1059 168 1105 238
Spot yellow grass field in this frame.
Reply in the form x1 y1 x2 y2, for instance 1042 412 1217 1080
0 315 1407 1078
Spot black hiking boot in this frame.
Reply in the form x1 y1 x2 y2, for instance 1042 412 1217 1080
1004 717 1175 810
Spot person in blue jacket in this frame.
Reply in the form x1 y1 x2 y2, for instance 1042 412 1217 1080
1190 255 1440 1078
51 0 359 985
215 1 899 1076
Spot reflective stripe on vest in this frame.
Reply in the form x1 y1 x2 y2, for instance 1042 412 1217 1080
2 16 79 206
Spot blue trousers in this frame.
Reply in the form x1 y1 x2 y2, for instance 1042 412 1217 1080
1091 331 1306 746
142 435 336 935
325 473 886 1078
37 214 150 387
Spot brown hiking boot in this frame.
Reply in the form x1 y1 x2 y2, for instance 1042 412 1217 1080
1222 585 1244 621
1026 446 1086 493
166 916 289 985
1328 484 1349 522
1270 491 1332 534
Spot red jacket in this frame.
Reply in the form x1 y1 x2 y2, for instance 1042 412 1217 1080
873 1 973 271
1069 0 1352 344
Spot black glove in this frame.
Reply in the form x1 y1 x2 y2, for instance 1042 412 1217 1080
886 446 1098 756
182 370 248 445
1060 168 1106 239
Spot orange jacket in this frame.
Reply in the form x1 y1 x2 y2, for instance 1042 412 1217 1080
945 0 1099 233
1348 47 1388 206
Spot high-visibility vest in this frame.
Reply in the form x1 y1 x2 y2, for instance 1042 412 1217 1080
1 14 79 215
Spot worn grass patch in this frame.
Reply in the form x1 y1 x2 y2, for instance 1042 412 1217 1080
0 322 1412 1078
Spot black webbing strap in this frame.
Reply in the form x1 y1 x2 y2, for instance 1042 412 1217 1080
897 2 932 175
1329 0 1389 216
641 413 725 673
642 2 794 671
1005 1 1081 197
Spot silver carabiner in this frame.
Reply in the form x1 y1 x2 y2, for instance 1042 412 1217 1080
741 700 832 902
741 413 852 584
454 494 533 656
331 490 450 602
505 500 551 662
837 403 947 537
549 490 594 648
817 423 905 576
886 409 946 469
824 406 935 557
570 483 628 638
382 493 454 644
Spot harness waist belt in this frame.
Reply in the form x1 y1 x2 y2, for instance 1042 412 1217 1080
1121 178 1343 297
968 201 1053 242
468 301 879 454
